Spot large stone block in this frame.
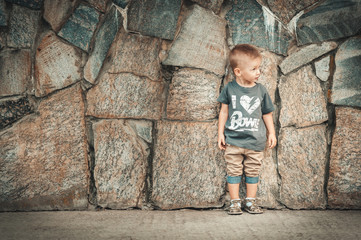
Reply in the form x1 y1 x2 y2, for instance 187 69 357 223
7 4 41 48
331 37 361 108
105 30 162 82
35 31 83 97
43 0 79 32
127 0 181 40
163 4 228 76
296 0 361 45
58 4 100 52
84 6 122 84
190 0 224 14
279 41 337 75
0 84 88 211
166 68 222 121
86 73 165 120
328 107 361 209
93 119 150 209
279 66 328 128
278 125 327 209
152 121 226 209
0 49 31 97
0 96 33 129
0 0 7 26
226 0 292 56
5 0 43 9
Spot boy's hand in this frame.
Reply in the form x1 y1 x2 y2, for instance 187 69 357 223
267 133 277 149
218 135 226 150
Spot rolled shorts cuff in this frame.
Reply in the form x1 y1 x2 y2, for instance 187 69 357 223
245 176 259 184
227 175 242 184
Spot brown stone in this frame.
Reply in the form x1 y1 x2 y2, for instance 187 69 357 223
278 125 327 209
93 119 149 209
152 120 226 209
105 29 162 82
328 107 361 209
166 68 222 121
86 73 165 120
86 0 109 12
43 0 80 32
34 31 83 97
279 65 328 128
163 4 228 76
0 84 88 211
0 49 31 97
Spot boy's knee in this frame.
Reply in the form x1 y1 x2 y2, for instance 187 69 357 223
227 175 242 184
245 175 259 184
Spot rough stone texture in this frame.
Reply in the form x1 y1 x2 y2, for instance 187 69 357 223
0 0 7 26
328 107 361 209
112 0 128 8
0 49 31 97
296 0 361 46
331 37 361 108
163 4 228 76
87 73 165 120
315 55 331 82
5 0 43 9
226 0 292 56
278 125 327 209
279 41 337 75
191 0 224 14
58 4 100 52
127 0 181 40
93 119 149 209
279 66 328 128
7 4 41 48
152 121 226 209
166 68 222 121
84 6 122 84
105 29 162 82
43 0 79 32
0 84 88 211
86 0 109 12
0 96 33 129
0 30 5 49
35 31 83 97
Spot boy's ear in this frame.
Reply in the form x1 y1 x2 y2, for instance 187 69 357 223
233 68 242 77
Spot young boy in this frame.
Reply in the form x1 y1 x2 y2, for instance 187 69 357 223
217 44 277 215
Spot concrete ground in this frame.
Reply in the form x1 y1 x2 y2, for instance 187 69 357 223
1 209 360 240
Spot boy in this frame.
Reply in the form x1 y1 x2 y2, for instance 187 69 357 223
217 44 276 215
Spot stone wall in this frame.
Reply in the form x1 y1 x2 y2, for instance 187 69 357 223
0 0 360 211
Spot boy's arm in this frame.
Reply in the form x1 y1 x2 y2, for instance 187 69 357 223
218 103 228 150
262 112 277 149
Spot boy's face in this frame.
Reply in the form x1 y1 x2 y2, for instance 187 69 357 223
234 56 262 84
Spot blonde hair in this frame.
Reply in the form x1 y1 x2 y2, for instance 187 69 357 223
229 44 261 71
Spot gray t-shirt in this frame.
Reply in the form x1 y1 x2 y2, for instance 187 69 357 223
217 81 275 151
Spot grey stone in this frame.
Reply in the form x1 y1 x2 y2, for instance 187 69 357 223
127 0 181 40
5 0 43 9
166 68 222 121
43 0 80 32
112 0 128 8
331 37 361 108
93 119 149 209
278 125 328 209
226 0 292 56
58 4 100 52
279 66 328 128
190 0 224 14
152 121 226 209
104 29 162 82
0 0 7 26
86 0 109 12
279 41 337 75
0 30 5 49
86 73 165 120
296 0 361 45
7 4 41 48
328 107 361 209
128 120 153 144
84 6 122 84
315 55 331 82
163 4 228 76
0 84 88 211
0 49 31 97
34 31 83 97
0 96 34 129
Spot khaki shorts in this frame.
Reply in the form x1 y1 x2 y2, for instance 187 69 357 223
224 144 263 178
